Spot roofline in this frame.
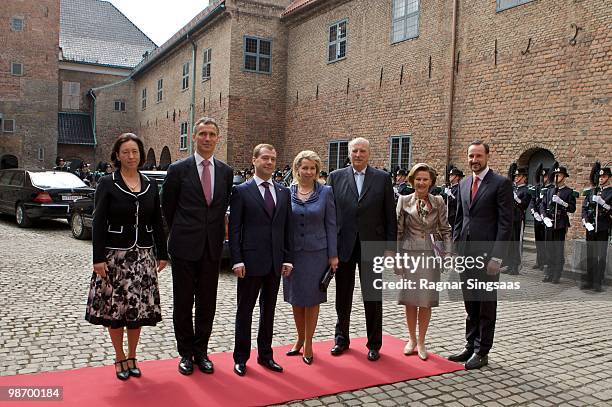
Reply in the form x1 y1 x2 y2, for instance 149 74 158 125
103 0 158 48
131 1 227 78
281 0 320 18
59 59 136 71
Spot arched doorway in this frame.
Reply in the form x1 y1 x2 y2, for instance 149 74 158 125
145 148 157 170
159 146 171 170
517 147 555 221
0 154 19 169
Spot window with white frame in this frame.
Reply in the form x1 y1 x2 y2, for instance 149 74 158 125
244 37 272 74
328 140 349 171
62 81 80 109
392 0 420 43
157 78 163 102
497 0 534 11
390 136 411 170
202 48 212 80
328 20 347 63
10 17 24 32
3 119 15 133
11 62 23 76
182 63 190 90
141 88 147 110
179 122 188 150
114 100 126 112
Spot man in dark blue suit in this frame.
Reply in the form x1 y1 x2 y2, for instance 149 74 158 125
448 140 513 370
229 144 294 376
162 117 233 376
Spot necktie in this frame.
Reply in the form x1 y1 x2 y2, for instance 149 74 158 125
355 172 364 196
201 160 212 205
471 176 480 201
262 181 275 217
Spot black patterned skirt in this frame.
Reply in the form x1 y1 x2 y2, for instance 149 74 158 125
85 247 162 329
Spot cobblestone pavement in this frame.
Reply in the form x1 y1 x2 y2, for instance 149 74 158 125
1 215 611 406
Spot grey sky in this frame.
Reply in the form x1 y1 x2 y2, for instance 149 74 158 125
108 0 211 46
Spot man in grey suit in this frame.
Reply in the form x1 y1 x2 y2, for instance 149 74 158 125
162 117 234 375
326 137 396 362
448 140 513 370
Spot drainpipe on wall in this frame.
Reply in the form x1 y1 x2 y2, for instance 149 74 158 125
445 0 459 172
188 35 197 156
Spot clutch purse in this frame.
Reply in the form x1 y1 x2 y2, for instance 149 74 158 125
319 266 335 292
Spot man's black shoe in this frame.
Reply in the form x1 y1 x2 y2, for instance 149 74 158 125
195 355 214 374
542 276 552 282
551 278 560 284
367 349 380 361
330 344 348 356
257 358 283 372
532 264 540 270
178 357 193 375
465 353 488 370
448 348 473 363
233 363 246 376
580 283 593 290
594 286 603 293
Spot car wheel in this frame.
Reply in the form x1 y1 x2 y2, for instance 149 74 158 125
15 203 32 228
71 212 92 240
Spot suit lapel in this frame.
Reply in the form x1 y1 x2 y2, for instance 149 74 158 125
188 156 206 203
272 182 284 221
463 176 472 210
359 166 374 202
345 167 359 200
211 158 224 206
245 179 270 218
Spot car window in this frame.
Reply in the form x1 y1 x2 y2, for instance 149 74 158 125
0 171 14 185
29 172 87 189
9 171 24 186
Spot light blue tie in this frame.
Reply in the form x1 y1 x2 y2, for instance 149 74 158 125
355 172 364 196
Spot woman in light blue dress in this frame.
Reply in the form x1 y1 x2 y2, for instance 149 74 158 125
283 150 338 364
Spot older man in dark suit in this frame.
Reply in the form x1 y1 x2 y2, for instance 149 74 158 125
229 144 294 377
326 137 396 362
448 140 513 370
162 117 234 376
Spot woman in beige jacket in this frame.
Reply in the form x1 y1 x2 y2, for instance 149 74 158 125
396 163 451 360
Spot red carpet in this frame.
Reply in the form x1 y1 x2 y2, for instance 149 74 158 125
0 335 463 406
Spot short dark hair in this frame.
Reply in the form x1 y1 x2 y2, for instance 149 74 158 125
469 140 490 154
110 133 145 169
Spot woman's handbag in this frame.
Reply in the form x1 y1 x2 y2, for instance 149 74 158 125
319 266 335 292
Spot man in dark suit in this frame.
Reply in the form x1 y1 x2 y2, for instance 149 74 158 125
506 167 532 275
162 117 233 375
448 140 513 370
326 137 396 362
229 143 294 377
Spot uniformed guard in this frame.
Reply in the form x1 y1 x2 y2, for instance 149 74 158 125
539 164 577 283
581 163 611 292
318 170 328 185
529 165 548 271
444 166 464 231
507 165 532 275
393 168 412 200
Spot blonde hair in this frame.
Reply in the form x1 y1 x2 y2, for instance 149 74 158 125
292 150 322 184
408 163 437 187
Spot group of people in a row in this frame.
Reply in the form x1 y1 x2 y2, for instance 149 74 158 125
85 116 610 383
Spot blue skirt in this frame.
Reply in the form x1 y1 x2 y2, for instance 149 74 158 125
283 248 328 307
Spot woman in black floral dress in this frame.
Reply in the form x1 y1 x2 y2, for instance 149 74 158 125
85 133 168 380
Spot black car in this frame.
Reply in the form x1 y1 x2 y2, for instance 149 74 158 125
0 169 95 227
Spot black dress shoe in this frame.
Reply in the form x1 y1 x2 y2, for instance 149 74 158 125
114 359 130 381
126 357 141 378
234 363 246 376
367 349 380 361
195 355 214 374
542 276 552 282
257 358 283 372
330 344 348 356
178 356 193 376
580 283 593 290
302 355 313 365
465 353 488 370
286 347 302 356
551 278 560 284
448 348 473 362
532 264 540 270
594 286 603 292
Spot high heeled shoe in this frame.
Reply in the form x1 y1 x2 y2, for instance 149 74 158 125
114 359 129 381
403 339 416 355
417 343 428 360
286 344 303 356
302 355 313 365
126 357 141 377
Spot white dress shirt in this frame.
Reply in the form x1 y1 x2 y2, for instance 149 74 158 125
253 175 277 204
194 152 215 200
